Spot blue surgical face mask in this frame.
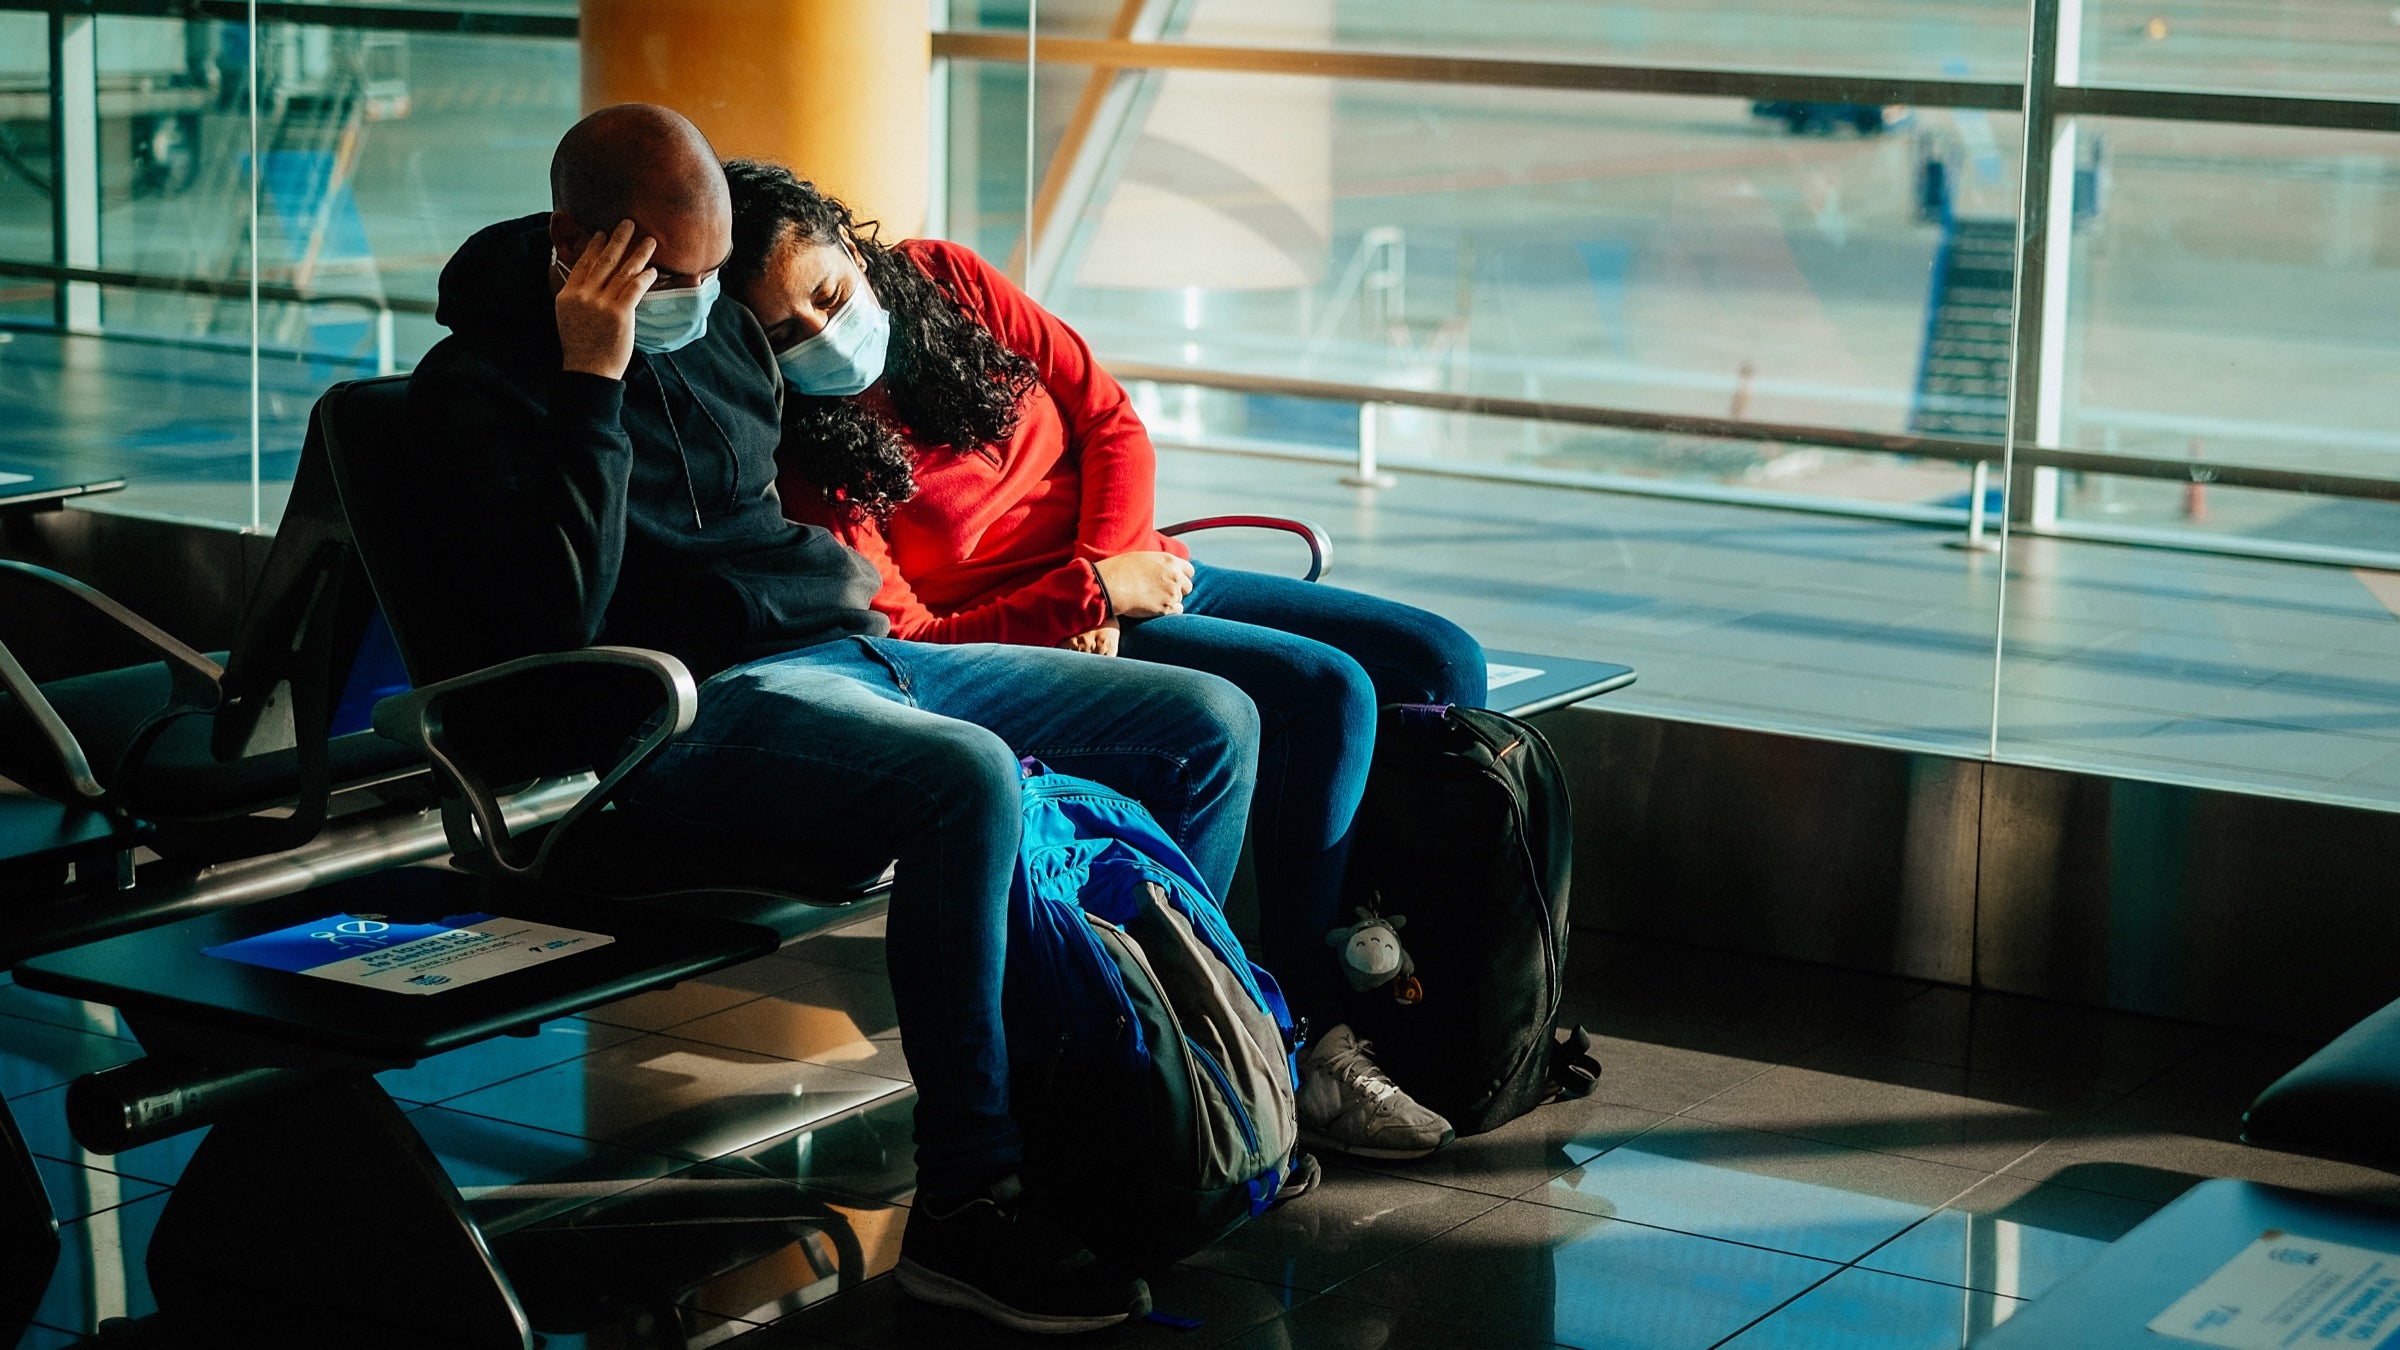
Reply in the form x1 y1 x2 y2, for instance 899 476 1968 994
631 273 719 354
775 281 890 397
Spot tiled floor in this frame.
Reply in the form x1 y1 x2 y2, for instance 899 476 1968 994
9 916 2397 1350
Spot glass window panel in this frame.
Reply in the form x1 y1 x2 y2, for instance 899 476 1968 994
1030 63 2018 753
1 11 264 528
1997 115 2400 809
2078 1 2400 100
0 9 52 323
1041 74 2022 459
944 54 1037 264
1031 0 2033 82
2057 118 2399 487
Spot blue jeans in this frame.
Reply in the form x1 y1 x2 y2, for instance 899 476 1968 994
1116 563 1485 1029
619 635 1259 1209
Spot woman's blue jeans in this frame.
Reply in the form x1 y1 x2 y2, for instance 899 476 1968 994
619 635 1259 1211
1117 563 1485 1031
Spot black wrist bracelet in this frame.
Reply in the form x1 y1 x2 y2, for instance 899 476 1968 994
1088 559 1115 617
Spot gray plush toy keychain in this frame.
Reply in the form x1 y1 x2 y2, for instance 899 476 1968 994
1326 903 1423 1005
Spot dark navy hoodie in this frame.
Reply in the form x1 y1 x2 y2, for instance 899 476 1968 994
408 212 885 681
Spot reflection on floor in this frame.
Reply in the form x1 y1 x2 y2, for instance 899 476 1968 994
1154 449 2400 810
11 911 2393 1349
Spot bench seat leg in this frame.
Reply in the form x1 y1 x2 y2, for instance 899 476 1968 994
147 1074 530 1349
2 1098 61 1344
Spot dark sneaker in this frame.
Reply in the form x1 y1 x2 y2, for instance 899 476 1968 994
896 1176 1151 1334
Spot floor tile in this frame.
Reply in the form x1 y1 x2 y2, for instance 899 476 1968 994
12 1086 202 1188
709 1092 918 1208
1573 941 1928 1051
680 1192 905 1326
28 1191 164 1337
777 1263 1298 1348
665 1308 776 1349
1531 1118 1986 1263
2126 1029 2322 1118
1330 1199 1835 1350
1333 1092 1670 1200
774 914 887 974
437 1033 910 1165
717 1324 844 1348
377 1017 641 1106
0 1016 146 1102
579 954 830 1034
1858 1172 2158 1301
1185 1166 1506 1293
1575 1025 1779 1117
1687 1051 2107 1172
1217 1293 1567 1350
670 966 905 1078
0 979 129 1043
1716 1265 2020 1349
2003 1095 2400 1208
25 1155 166 1225
492 1163 906 1331
410 1103 700 1235
1812 986 2221 1093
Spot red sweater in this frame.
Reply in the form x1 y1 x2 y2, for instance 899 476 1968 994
778 239 1183 647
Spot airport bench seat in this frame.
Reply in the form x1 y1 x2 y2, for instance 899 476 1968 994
2243 996 2400 1174
16 869 780 1348
0 655 421 822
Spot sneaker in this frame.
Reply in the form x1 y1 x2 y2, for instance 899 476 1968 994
1296 1024 1455 1160
895 1176 1152 1334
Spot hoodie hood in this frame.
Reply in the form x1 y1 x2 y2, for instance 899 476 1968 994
435 212 560 342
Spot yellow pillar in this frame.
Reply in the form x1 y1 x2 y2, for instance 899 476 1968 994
579 0 930 238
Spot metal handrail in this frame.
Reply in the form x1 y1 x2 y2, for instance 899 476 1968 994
0 258 435 316
932 32 2400 131
6 255 2389 504
1105 360 2400 503
0 0 578 39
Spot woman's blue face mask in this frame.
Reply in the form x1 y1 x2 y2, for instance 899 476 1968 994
776 278 890 398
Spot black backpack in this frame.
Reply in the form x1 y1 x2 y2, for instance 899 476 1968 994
1338 704 1600 1137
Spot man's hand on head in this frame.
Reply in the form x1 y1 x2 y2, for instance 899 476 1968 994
555 219 656 381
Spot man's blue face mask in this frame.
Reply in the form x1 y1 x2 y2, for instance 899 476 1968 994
631 273 719 354
776 280 890 397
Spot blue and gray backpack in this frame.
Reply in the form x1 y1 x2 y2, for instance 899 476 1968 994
1003 761 1302 1276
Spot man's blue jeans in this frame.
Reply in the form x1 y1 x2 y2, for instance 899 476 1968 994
619 635 1259 1210
1117 563 1485 1031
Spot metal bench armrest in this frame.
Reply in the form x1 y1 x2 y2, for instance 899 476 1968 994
372 646 696 879
0 561 225 803
1157 515 1332 582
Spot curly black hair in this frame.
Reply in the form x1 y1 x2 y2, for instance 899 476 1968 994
723 159 1038 518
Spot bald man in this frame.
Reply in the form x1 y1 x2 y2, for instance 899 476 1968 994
409 105 1263 1334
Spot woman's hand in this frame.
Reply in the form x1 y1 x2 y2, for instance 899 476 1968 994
1059 620 1120 656
555 219 656 381
1094 552 1193 620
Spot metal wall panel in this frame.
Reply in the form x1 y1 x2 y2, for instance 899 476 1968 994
1976 763 2400 1040
1534 706 1980 986
1542 704 2400 1039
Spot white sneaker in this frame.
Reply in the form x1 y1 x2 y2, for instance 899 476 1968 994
1296 1024 1455 1160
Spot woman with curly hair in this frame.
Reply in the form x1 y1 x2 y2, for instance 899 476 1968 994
722 159 1487 1162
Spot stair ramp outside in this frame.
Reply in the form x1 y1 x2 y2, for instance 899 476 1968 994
1907 216 2014 441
